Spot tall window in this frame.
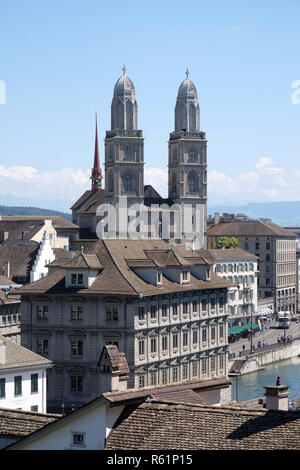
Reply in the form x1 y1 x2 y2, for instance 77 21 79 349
202 328 207 343
211 326 216 341
172 367 178 383
172 333 178 349
192 329 198 345
162 335 168 351
183 303 188 315
37 339 48 355
192 300 197 313
124 174 133 192
173 304 178 317
183 331 188 347
71 306 83 321
125 145 133 161
162 370 168 385
138 375 145 388
162 304 168 318
0 378 5 398
201 359 207 375
106 307 118 322
150 338 157 354
188 173 197 193
14 376 22 396
150 305 157 320
138 306 145 321
182 365 188 380
150 372 157 386
71 340 83 356
138 339 145 356
31 374 38 393
192 362 198 377
71 376 83 392
37 305 48 320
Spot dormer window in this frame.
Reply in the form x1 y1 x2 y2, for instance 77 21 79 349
71 273 84 286
181 270 189 283
157 272 162 286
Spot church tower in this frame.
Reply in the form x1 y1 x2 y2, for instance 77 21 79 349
104 67 144 207
168 70 207 247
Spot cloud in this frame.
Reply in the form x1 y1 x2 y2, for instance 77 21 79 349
0 165 90 208
0 156 298 211
208 157 300 204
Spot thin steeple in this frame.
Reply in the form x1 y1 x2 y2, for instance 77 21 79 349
91 113 103 190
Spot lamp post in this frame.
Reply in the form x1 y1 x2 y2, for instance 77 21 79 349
235 369 239 402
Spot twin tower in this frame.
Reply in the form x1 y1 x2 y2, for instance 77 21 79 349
89 68 208 246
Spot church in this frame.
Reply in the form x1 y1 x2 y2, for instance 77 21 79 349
71 68 208 248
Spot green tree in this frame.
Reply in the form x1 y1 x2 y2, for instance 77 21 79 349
215 236 238 249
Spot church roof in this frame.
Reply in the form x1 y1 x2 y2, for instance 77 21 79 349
177 77 198 99
113 73 136 98
70 189 105 214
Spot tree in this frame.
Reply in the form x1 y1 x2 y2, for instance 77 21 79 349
215 236 238 249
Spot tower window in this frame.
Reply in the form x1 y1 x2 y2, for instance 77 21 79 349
124 174 134 192
188 149 197 163
188 173 197 193
125 145 133 161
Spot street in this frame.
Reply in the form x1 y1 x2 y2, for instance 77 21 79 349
228 318 300 357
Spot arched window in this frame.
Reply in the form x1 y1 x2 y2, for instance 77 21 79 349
189 103 196 132
117 100 124 129
179 103 187 131
125 100 133 129
188 172 197 193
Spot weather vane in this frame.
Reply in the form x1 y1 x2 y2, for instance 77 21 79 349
122 65 126 75
186 68 190 78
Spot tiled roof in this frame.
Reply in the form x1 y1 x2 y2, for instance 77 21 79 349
102 345 130 375
0 408 60 439
200 248 258 261
0 335 53 371
105 402 300 450
64 253 103 270
0 216 78 230
103 376 231 405
16 239 235 296
0 243 39 283
207 221 297 238
71 189 105 214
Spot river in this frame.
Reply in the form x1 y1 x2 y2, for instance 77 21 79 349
231 356 300 403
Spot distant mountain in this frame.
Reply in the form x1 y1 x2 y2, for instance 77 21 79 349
0 205 72 221
208 201 300 227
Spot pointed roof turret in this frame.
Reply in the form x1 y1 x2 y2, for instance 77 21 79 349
91 113 103 191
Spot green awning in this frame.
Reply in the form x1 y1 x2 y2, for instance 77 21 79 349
228 323 259 335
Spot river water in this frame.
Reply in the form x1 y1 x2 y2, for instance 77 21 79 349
231 356 300 403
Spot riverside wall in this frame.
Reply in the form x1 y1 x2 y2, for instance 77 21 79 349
229 341 300 375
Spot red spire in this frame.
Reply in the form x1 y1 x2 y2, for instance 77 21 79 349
91 113 103 190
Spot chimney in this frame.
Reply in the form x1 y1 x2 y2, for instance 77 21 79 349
0 340 6 365
264 376 289 411
214 212 220 225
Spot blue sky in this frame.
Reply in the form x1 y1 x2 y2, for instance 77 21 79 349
0 0 300 211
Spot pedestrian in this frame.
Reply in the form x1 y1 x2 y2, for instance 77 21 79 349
242 344 245 352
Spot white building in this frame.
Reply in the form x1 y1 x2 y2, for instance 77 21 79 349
200 249 258 328
0 336 53 413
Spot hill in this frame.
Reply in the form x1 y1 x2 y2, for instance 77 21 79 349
0 205 72 221
208 201 300 227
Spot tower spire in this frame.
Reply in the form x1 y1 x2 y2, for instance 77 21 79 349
91 113 103 191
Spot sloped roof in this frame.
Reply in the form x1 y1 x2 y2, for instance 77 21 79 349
71 189 105 214
0 242 39 283
105 401 300 450
0 408 60 440
200 248 258 261
99 345 130 376
16 239 235 297
0 335 53 371
0 216 78 230
103 376 230 405
207 221 297 238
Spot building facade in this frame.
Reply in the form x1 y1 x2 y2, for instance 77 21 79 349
71 69 207 248
207 221 297 314
17 239 233 413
